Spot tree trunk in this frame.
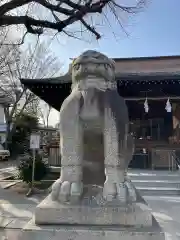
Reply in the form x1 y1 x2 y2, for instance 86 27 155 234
4 121 16 150
4 122 11 150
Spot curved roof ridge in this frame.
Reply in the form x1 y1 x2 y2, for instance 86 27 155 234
113 55 180 61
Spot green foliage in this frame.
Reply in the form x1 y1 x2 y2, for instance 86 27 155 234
10 112 39 156
15 112 39 130
17 153 49 183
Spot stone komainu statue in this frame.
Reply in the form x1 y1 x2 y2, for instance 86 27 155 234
51 50 134 203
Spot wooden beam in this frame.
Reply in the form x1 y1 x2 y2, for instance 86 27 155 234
125 96 180 101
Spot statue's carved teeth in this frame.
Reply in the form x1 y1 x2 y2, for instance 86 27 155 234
104 64 109 70
95 63 101 69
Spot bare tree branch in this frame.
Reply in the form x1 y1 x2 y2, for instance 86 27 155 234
39 102 52 127
1 37 62 148
0 27 20 77
0 0 146 41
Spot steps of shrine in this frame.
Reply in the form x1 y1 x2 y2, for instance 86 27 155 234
128 170 180 196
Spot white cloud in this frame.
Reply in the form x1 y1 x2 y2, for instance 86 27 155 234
48 109 59 126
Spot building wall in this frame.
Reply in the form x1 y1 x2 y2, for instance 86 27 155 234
115 57 180 74
114 56 180 169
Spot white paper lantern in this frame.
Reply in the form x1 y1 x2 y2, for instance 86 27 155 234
165 98 172 112
144 98 149 113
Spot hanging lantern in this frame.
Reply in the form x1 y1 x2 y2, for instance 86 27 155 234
144 98 149 113
165 98 172 112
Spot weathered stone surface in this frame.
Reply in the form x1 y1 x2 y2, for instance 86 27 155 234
23 218 165 240
33 50 164 239
51 50 134 204
0 216 13 227
82 131 105 185
35 192 152 226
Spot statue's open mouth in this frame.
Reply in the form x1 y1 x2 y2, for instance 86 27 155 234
77 76 107 91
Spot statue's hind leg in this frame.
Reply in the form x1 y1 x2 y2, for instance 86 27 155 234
103 107 128 203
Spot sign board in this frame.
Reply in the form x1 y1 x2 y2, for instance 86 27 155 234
30 134 40 149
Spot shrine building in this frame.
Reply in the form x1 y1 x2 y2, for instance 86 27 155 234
21 55 180 170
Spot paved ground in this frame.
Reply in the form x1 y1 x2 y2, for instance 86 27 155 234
0 160 46 239
1 189 180 239
129 170 180 239
0 164 180 239
145 195 180 240
0 186 46 239
0 159 19 169
0 160 18 180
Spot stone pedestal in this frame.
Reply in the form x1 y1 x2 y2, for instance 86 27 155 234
35 195 152 226
30 184 165 240
23 218 165 240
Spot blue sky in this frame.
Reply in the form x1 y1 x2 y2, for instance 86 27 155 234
42 0 180 125
49 0 180 73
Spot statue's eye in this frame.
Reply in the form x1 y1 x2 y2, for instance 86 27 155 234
74 64 80 70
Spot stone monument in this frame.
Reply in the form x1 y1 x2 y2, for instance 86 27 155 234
24 51 164 239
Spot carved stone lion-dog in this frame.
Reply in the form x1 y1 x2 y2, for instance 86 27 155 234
51 50 134 203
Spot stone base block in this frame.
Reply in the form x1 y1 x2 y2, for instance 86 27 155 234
35 195 152 226
23 218 165 240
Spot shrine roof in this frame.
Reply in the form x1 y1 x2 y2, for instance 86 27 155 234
19 73 180 111
113 55 180 62
20 54 180 85
20 72 180 85
19 55 180 111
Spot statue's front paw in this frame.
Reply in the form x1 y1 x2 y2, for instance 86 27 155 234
103 180 128 203
51 178 83 203
103 179 137 203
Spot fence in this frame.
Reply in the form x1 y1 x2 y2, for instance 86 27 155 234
47 145 179 171
48 145 61 166
130 149 179 171
151 149 177 171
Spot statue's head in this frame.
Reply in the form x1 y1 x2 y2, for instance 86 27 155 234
71 50 116 90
